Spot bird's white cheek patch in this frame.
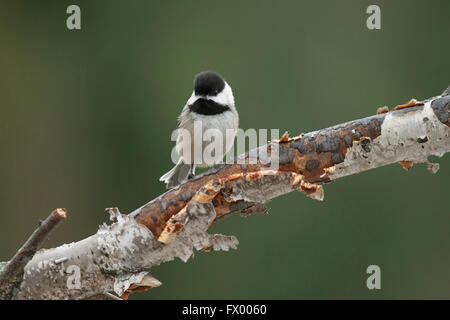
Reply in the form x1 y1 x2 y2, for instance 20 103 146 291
208 82 235 107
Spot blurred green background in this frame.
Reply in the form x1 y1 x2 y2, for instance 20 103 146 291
0 0 449 299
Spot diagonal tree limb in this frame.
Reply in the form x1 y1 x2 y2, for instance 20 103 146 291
4 88 450 299
0 208 67 299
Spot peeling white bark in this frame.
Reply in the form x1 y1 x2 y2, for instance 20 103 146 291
15 203 239 299
333 101 450 179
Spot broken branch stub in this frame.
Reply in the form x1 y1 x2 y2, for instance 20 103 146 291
12 88 450 299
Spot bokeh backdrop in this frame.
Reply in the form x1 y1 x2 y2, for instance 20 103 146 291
0 0 449 299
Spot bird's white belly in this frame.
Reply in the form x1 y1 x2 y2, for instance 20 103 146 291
177 110 238 167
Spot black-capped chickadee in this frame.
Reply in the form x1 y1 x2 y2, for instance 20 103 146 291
160 71 239 188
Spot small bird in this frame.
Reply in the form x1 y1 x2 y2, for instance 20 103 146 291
160 71 239 188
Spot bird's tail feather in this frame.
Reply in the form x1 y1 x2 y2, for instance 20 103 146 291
159 159 192 189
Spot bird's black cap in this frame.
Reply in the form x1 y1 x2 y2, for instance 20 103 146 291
194 71 225 97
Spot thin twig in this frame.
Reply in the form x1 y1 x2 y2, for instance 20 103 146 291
0 208 67 299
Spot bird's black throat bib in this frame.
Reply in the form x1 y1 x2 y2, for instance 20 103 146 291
188 98 230 115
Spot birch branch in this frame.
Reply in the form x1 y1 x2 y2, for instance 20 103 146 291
4 87 450 300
